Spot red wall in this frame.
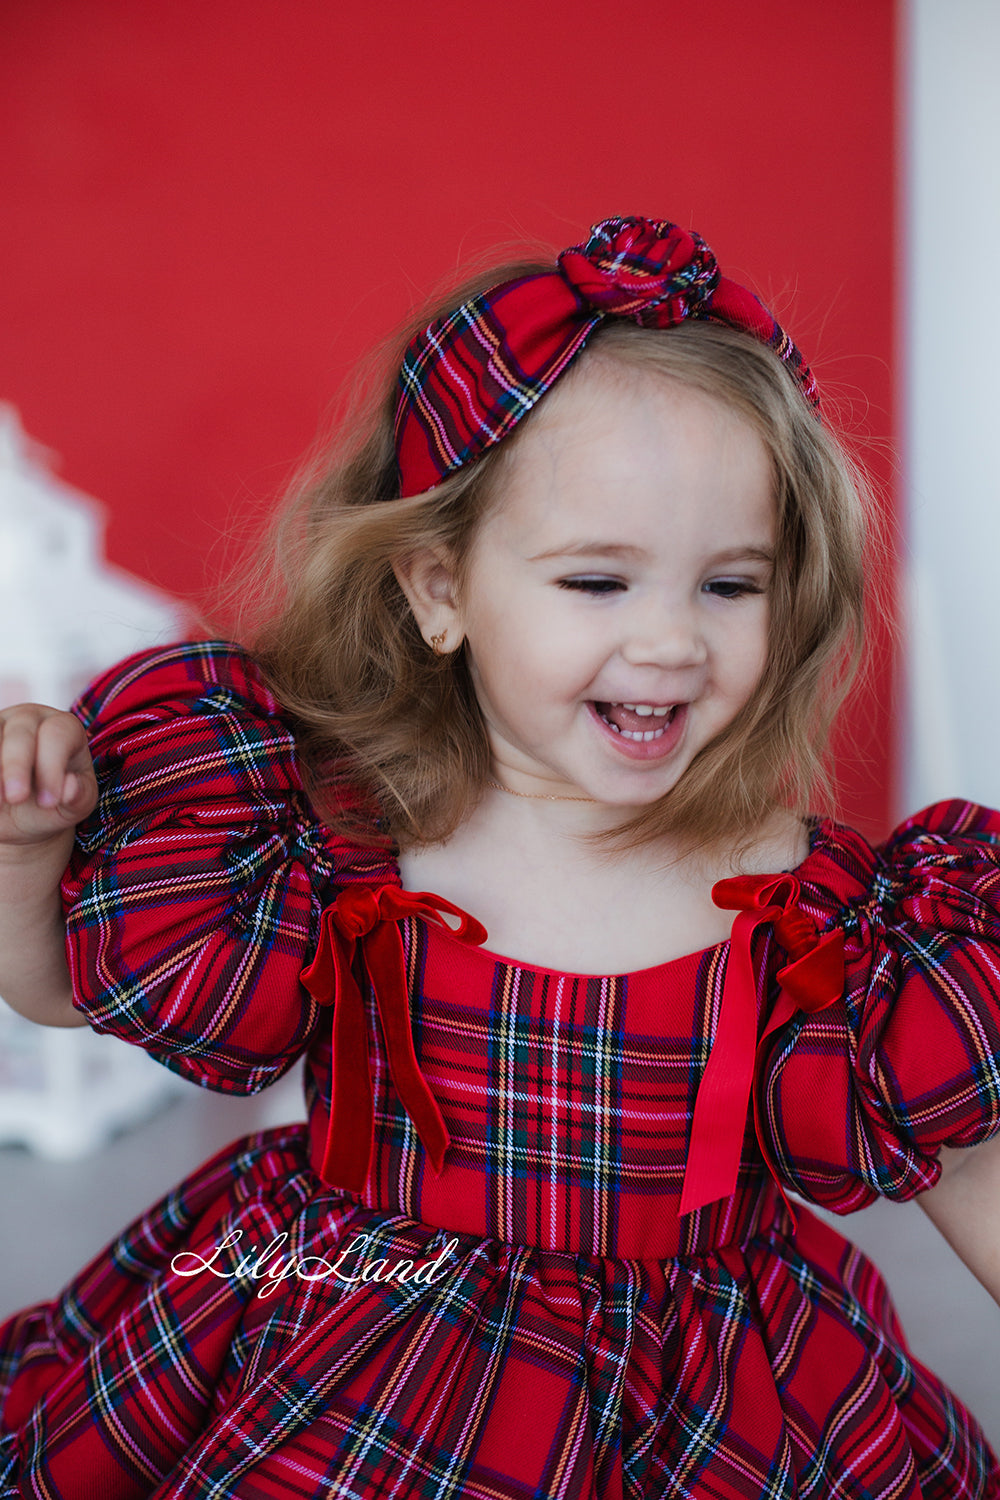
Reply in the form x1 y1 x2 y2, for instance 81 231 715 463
0 0 898 836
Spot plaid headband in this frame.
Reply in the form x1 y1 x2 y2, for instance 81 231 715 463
394 215 818 498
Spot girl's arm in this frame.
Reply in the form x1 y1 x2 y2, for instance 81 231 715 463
916 1136 1000 1305
0 705 97 1026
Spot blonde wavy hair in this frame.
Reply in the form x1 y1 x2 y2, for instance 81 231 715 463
233 265 872 854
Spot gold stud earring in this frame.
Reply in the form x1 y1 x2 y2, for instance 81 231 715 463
429 632 448 656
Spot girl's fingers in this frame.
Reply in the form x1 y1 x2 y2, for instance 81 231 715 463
33 713 92 808
0 712 41 803
0 706 95 817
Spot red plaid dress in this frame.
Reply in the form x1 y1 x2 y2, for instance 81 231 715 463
1 641 999 1500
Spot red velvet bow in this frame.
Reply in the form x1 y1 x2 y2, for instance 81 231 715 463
300 886 487 1194
679 873 844 1217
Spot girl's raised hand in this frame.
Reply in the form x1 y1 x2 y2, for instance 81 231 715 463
0 704 97 846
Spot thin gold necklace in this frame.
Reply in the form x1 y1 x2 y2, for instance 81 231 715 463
487 778 596 804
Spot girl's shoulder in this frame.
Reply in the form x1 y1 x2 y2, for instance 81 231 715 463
796 799 1000 939
71 637 300 814
70 638 397 888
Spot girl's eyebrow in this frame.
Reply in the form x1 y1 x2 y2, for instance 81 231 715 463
528 541 648 562
710 546 775 566
528 542 775 564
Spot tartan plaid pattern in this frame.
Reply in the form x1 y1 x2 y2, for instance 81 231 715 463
1 643 998 1498
394 216 819 497
56 641 397 1095
762 800 1000 1212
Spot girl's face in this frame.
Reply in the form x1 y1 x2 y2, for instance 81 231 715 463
416 359 776 813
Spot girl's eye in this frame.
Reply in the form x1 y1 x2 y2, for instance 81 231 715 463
703 578 764 600
557 577 626 595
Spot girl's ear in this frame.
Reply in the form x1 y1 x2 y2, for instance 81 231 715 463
392 548 464 652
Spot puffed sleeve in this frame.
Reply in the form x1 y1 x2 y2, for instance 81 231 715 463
759 800 1000 1213
61 641 393 1094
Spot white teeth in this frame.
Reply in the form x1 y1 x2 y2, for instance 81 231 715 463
597 702 680 742
596 703 680 741
621 703 672 717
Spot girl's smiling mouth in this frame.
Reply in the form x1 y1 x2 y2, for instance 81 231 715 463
590 701 688 757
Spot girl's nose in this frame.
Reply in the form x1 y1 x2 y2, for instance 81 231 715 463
620 601 708 670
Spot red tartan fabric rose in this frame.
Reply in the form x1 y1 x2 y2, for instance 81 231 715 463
557 216 720 326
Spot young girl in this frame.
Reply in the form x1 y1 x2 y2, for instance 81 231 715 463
0 215 998 1500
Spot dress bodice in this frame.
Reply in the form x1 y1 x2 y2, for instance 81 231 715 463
316 917 784 1258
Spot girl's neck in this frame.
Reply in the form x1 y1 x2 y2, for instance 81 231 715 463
397 795 810 976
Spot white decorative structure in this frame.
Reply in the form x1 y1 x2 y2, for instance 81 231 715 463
0 405 191 1158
